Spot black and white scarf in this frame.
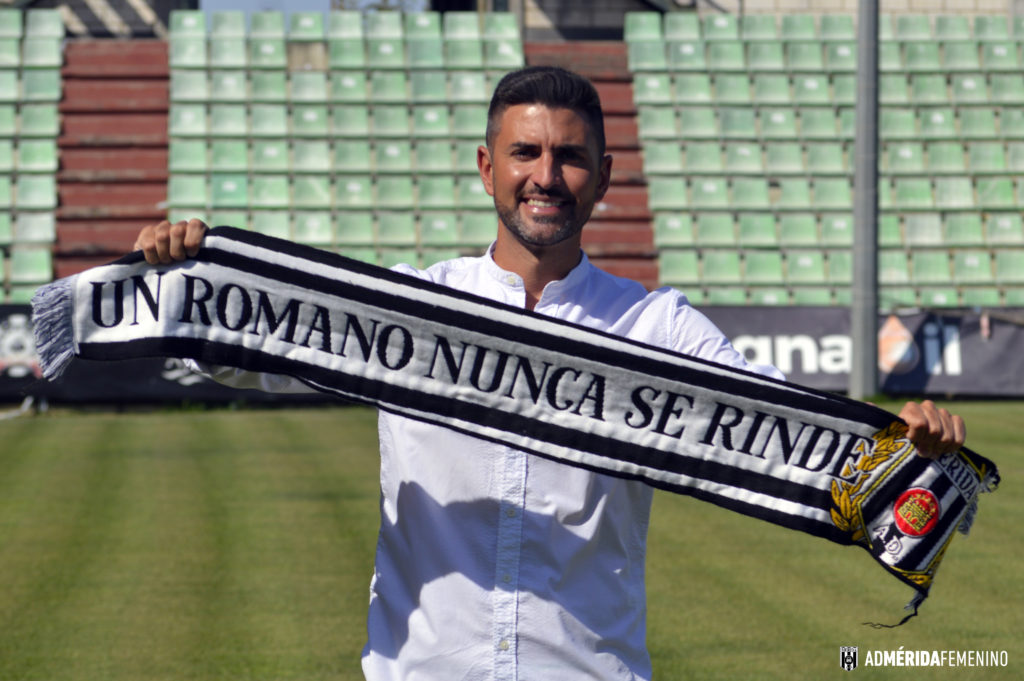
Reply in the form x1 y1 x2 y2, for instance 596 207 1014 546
32 227 999 623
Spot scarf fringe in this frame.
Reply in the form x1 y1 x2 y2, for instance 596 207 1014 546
31 276 77 380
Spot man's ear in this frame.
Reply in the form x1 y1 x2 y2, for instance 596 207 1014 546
477 145 495 197
595 153 613 201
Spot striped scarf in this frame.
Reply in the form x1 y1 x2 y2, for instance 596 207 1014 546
32 226 999 623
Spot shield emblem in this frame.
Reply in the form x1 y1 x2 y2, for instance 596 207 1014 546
840 646 858 671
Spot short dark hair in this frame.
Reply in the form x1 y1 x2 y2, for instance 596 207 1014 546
485 66 606 155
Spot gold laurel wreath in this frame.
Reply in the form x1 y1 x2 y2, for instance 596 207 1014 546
830 421 910 545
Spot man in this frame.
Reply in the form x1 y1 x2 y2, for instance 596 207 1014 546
135 66 965 680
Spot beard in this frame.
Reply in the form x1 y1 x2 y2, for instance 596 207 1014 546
493 192 589 249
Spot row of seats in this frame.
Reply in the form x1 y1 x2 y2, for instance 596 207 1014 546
653 212 1024 248
648 175 1024 210
170 70 502 104
676 283 1024 308
638 105 1024 140
170 10 519 41
644 140 1024 175
625 12 1024 43
634 72 1024 105
167 173 492 211
629 39 1024 73
0 9 60 302
170 139 483 174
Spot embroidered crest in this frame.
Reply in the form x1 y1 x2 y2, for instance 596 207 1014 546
894 488 940 537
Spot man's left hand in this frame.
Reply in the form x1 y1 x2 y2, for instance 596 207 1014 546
898 400 966 460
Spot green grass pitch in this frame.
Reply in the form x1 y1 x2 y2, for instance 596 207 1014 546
0 400 1020 680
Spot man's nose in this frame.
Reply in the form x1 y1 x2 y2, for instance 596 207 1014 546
530 152 560 189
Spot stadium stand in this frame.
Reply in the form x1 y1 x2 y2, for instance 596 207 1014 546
628 11 1024 308
164 9 523 269
1 8 61 302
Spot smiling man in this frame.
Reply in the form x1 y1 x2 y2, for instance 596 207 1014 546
133 66 966 680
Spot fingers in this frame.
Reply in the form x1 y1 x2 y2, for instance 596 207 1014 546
133 219 208 265
898 400 966 459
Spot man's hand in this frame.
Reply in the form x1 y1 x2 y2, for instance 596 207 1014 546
898 400 966 460
133 218 208 265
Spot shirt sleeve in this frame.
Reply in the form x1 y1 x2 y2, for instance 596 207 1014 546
183 359 321 394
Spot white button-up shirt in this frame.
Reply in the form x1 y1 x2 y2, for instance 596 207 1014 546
193 247 782 681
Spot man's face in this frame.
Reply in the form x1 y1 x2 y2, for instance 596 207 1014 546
477 104 612 250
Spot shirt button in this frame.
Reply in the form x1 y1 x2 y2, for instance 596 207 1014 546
499 639 510 651
505 508 516 518
505 275 518 286
502 574 512 584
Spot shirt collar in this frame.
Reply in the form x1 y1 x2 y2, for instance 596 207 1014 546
482 242 593 299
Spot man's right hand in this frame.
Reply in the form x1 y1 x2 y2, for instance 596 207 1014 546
133 218 208 265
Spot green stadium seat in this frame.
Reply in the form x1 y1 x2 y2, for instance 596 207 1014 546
880 42 902 71
292 175 331 209
291 72 328 102
820 14 854 41
786 251 826 283
210 173 248 208
626 12 662 41
683 141 723 173
895 15 932 41
250 11 285 38
444 38 483 68
334 212 374 245
732 177 771 209
799 108 837 139
169 104 207 137
652 213 693 246
813 178 852 208
892 177 933 208
329 39 367 69
209 70 247 102
720 107 758 138
714 74 750 103
737 213 776 246
702 251 743 284
412 104 450 138
780 14 816 40
776 178 811 209
793 74 829 104
250 175 290 208
821 214 853 245
824 42 855 72
251 139 288 172
667 40 705 70
744 251 784 284
17 103 58 137
452 105 487 139
635 73 675 105
926 141 966 172
785 41 823 70
418 175 457 209
935 15 970 40
911 251 951 283
249 39 287 69
648 177 689 209
879 214 902 246
0 174 10 206
637 106 678 139
24 9 63 38
953 250 993 282
15 174 55 209
904 42 941 72
167 174 207 208
0 104 13 134
934 176 975 209
919 108 957 138
208 140 245 171
995 250 1024 282
449 71 488 102
723 141 761 173
331 71 369 102
377 212 418 245
293 140 331 173
887 141 923 172
207 211 246 229
210 11 245 38
484 39 523 68
483 13 518 39
746 41 784 72
986 213 1024 244
209 37 246 68
778 213 818 244
1 140 17 171
367 38 406 69
961 287 1001 307
677 107 716 138
741 14 777 40
451 140 478 174
764 142 803 173
703 14 738 40
169 9 204 36
910 74 948 104
370 71 408 102
12 212 55 243
420 212 458 246
460 211 496 246
989 74 1024 104
694 212 735 245
975 15 1010 40
332 140 371 172
707 41 744 70
904 213 943 245
456 175 491 210
328 11 363 39
975 176 1016 207
248 211 289 238
289 12 324 41
879 74 910 104
250 71 289 101
209 104 247 136
701 287 743 304
9 246 52 284
967 141 1006 172
943 41 981 71
918 287 959 307
16 139 57 172
663 13 699 40
371 105 410 137
752 74 790 103
759 108 797 139
410 70 448 103
944 213 984 245
643 142 683 174
950 73 987 103
1005 287 1024 305
293 211 333 245
981 42 1019 70
658 250 699 285
168 37 206 69
366 11 403 39
1000 109 1024 138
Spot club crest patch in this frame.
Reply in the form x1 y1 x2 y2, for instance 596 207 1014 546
893 488 940 537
